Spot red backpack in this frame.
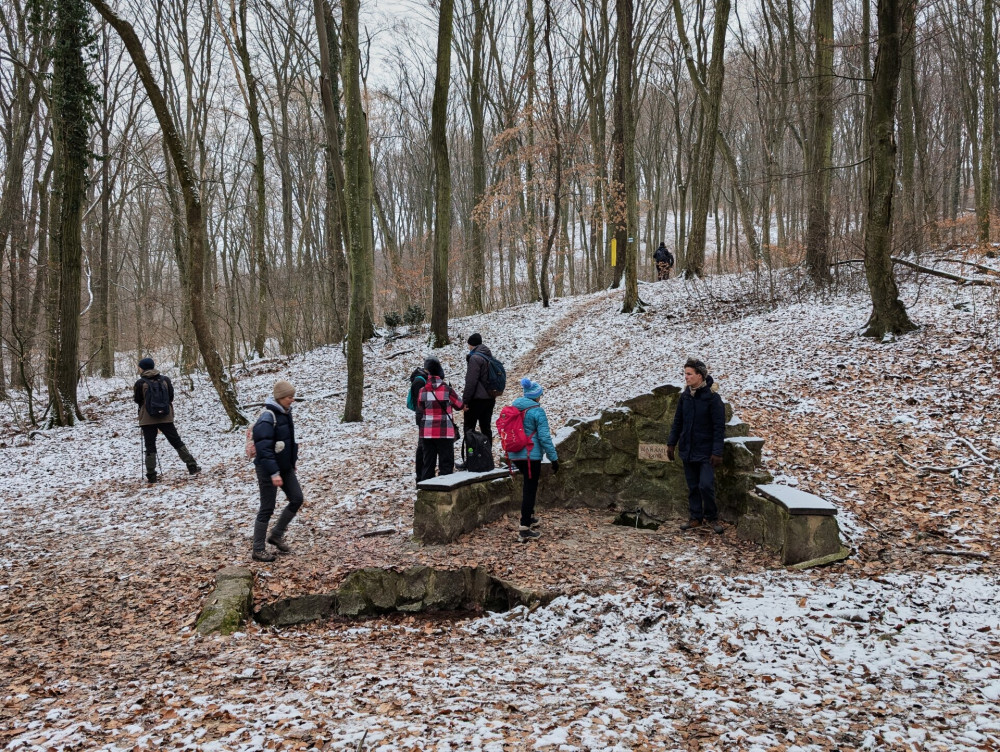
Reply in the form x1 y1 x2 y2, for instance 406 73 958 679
496 405 538 476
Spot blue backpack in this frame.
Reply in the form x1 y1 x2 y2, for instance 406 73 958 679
473 352 506 397
406 369 428 411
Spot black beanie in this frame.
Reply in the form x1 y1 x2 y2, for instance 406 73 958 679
468 333 483 346
138 357 155 370
423 357 445 379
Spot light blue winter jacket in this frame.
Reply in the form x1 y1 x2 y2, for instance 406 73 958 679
505 397 558 462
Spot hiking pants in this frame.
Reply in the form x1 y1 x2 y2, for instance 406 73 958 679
513 459 542 527
421 438 455 480
464 398 496 444
254 468 304 550
142 422 184 454
682 459 718 521
415 436 425 484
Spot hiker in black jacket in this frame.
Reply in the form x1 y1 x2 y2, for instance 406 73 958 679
133 357 200 483
463 333 497 446
653 242 674 281
250 380 304 562
667 358 725 533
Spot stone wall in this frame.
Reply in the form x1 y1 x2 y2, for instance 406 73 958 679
413 382 847 566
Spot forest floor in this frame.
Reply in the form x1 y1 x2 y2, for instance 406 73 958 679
1 269 998 751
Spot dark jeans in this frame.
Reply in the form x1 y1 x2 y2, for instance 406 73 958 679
464 398 496 444
683 459 718 521
415 436 425 483
420 438 455 481
142 423 184 454
513 459 541 527
254 468 304 550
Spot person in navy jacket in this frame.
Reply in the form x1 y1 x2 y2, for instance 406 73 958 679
667 359 725 533
250 380 304 561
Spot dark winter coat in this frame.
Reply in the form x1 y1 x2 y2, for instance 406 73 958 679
667 375 725 462
133 369 175 426
253 397 299 476
463 344 495 403
654 244 674 265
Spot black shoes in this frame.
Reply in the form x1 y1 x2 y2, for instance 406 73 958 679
518 526 541 542
709 520 724 534
266 535 292 554
529 516 540 528
252 549 276 562
680 519 702 531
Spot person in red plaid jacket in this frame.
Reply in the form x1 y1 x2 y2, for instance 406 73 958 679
416 357 464 480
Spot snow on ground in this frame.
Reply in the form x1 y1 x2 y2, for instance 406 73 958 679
1 271 998 750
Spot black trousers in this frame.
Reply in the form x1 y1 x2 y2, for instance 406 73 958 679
513 459 542 527
464 398 496 443
414 436 425 483
420 438 455 480
141 423 184 454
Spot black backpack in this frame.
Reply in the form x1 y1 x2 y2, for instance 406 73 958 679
143 377 171 418
473 352 506 397
462 429 495 472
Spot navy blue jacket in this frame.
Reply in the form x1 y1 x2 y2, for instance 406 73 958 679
252 398 299 476
667 375 725 461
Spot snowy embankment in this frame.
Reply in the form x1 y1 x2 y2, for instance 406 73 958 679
1 272 998 751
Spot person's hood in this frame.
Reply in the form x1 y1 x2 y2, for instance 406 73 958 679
686 374 715 396
265 396 289 414
467 344 493 360
140 368 161 379
512 396 540 410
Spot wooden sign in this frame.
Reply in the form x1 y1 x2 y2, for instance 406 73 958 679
638 443 671 462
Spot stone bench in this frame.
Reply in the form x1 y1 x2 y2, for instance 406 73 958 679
414 468 522 544
738 483 848 566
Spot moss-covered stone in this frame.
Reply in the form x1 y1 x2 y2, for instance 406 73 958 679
196 566 253 636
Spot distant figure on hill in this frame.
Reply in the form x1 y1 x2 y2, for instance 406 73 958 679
250 380 304 562
417 358 464 481
667 358 725 534
502 377 559 543
133 357 200 483
463 333 498 450
653 242 675 281
407 362 430 486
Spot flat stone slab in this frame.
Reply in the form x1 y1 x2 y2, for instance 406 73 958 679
417 468 511 491
756 484 838 516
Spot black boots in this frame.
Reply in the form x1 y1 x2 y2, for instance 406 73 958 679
176 444 201 474
145 453 158 483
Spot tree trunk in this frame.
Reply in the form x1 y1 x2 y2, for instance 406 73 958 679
863 0 916 338
315 0 349 343
430 0 454 347
617 0 640 311
46 0 94 427
805 0 834 284
674 0 729 278
897 0 918 256
539 0 561 308
524 0 541 301
468 0 486 313
979 0 995 244
90 0 245 426
341 0 375 420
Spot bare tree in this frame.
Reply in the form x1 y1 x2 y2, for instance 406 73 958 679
429 0 454 347
804 0 834 284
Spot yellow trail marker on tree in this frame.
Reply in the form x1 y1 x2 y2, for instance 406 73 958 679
611 237 617 266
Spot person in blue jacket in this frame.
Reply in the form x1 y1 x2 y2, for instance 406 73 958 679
506 377 559 542
251 380 304 561
667 359 725 533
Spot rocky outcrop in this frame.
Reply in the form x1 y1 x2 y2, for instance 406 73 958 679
253 565 554 627
195 566 254 635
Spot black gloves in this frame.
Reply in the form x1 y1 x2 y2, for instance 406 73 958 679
710 455 723 468
550 460 559 474
666 446 675 462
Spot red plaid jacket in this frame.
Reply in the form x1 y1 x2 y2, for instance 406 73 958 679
417 376 464 439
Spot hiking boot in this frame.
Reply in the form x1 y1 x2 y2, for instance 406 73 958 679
267 535 292 554
252 549 276 562
145 453 158 483
518 526 541 543
528 516 540 528
680 519 703 531
176 445 201 475
709 520 724 534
